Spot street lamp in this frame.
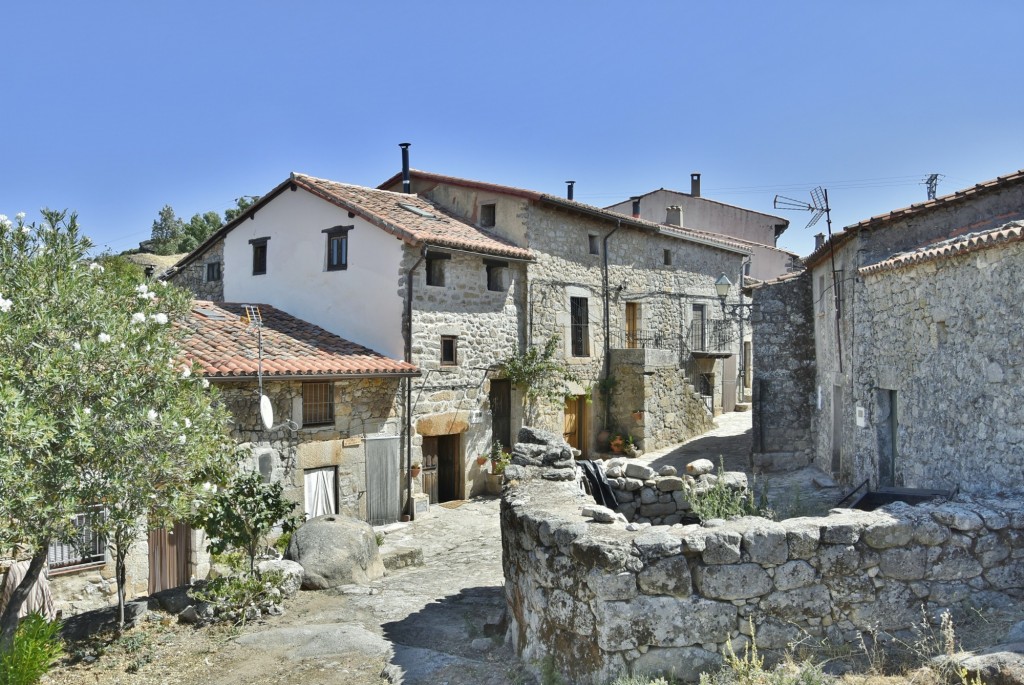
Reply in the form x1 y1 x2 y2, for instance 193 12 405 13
715 273 732 301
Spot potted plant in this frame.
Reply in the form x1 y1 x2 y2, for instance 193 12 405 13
610 433 626 454
623 435 638 458
476 454 489 467
486 442 510 495
410 461 421 477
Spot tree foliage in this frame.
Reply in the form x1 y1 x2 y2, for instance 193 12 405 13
0 210 237 639
497 335 586 404
145 196 257 255
192 472 302 576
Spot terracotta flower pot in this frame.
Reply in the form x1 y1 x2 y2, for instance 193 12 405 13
476 455 489 466
410 466 421 477
610 437 625 454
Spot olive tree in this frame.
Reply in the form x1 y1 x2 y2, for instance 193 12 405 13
0 210 237 643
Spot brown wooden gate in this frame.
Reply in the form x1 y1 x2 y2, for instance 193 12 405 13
489 379 512 450
148 521 193 594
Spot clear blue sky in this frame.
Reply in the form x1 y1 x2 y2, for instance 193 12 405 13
4 1 1022 258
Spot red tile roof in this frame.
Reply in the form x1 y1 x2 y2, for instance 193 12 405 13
181 301 419 379
292 174 533 260
859 221 1024 276
379 169 752 255
805 169 1024 269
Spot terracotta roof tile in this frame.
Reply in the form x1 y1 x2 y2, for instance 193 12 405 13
805 169 1024 269
291 174 534 261
859 221 1024 275
180 301 419 379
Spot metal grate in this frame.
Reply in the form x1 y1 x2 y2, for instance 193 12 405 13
48 504 106 571
302 381 335 426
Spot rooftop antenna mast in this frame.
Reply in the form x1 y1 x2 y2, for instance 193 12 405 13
774 187 844 373
243 305 274 430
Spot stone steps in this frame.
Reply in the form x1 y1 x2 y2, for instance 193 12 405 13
380 545 424 571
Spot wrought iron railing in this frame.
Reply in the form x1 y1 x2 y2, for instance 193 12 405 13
610 328 676 350
686 319 735 354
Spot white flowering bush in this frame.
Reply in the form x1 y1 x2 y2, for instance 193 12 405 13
0 209 237 641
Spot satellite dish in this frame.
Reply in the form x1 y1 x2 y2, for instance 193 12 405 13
259 395 274 430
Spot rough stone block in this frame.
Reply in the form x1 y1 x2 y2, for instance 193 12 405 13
701 530 742 565
879 546 928 580
758 585 831 621
932 505 984 532
820 520 861 545
773 560 816 591
862 518 914 549
985 563 1024 590
625 463 657 480
581 505 618 523
928 547 984 581
631 646 721 683
742 522 788 565
638 556 693 597
816 545 860 576
657 476 685 492
593 596 737 650
633 531 683 559
783 519 821 559
686 459 714 476
693 563 772 600
585 569 638 601
640 488 659 504
640 502 677 517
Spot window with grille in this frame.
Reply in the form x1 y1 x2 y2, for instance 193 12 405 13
206 261 222 282
48 504 106 572
250 237 269 275
323 225 352 271
570 297 590 357
302 382 335 426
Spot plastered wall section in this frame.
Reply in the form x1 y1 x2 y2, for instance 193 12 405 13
854 240 1024 492
502 471 1024 685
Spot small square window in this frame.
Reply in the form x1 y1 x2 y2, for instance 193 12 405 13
480 203 496 228
206 261 222 282
250 237 269 275
302 382 334 426
323 225 352 271
663 249 672 266
588 235 600 255
426 254 449 287
485 259 508 292
441 336 458 366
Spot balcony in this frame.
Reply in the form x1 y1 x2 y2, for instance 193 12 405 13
609 328 676 351
686 319 735 358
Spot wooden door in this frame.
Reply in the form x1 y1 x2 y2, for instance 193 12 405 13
562 396 588 458
437 434 461 502
489 379 512 451
723 355 737 412
625 303 640 348
422 436 439 504
148 521 193 594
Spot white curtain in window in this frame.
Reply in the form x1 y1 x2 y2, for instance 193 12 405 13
304 467 337 519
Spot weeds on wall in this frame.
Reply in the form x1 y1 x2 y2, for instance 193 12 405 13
689 459 772 522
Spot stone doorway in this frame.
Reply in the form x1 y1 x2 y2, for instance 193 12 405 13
422 434 462 503
563 395 588 459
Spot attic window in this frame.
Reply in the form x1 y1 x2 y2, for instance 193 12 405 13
398 203 436 219
480 204 496 228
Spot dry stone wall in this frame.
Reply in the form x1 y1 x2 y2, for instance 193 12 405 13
165 238 224 301
501 428 1024 684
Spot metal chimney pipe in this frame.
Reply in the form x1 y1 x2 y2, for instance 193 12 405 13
690 173 701 198
631 196 641 219
400 142 411 194
566 180 575 201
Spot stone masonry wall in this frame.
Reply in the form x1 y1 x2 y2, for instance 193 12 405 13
217 376 404 520
401 245 527 499
165 238 225 301
854 238 1024 493
751 271 816 469
501 429 1024 685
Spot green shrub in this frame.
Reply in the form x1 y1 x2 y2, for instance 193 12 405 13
689 459 770 523
0 613 64 685
189 569 286 626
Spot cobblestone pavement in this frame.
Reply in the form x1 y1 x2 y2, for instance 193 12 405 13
639 412 845 518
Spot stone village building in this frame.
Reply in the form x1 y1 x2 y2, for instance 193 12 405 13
752 169 1024 492
163 154 763 525
605 175 801 409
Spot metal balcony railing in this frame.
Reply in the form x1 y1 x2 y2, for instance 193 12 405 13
610 328 676 350
686 319 735 354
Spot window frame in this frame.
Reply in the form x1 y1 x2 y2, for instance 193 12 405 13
480 203 496 228
323 225 352 272
425 252 450 287
206 261 222 282
250 237 270 275
569 296 590 357
440 335 458 366
484 259 508 292
47 504 107 574
301 381 335 427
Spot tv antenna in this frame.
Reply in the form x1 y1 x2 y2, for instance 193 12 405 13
773 187 843 373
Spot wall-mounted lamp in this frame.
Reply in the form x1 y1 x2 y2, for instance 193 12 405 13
715 272 732 300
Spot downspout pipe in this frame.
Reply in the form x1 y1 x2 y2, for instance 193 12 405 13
602 219 621 430
404 244 428 519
